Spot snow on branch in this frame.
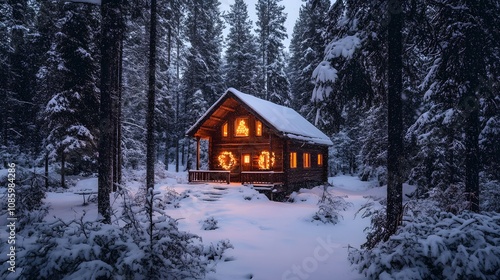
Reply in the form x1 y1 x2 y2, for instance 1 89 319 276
311 61 337 102
324 35 361 60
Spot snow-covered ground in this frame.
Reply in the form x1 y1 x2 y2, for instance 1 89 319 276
36 171 414 279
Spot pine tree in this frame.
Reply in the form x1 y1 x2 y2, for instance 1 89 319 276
121 1 148 169
2 0 39 161
288 0 330 113
186 89 208 170
156 0 185 171
255 0 290 104
0 2 11 164
223 0 259 94
183 0 224 106
42 2 100 185
407 0 500 211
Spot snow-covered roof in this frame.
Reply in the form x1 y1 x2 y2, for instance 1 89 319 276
187 88 333 146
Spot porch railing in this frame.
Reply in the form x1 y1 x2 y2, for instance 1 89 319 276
188 170 230 184
241 171 284 185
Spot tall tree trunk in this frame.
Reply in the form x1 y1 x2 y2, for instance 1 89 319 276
164 137 169 170
164 21 172 171
146 1 158 277
465 103 479 211
61 150 65 188
117 35 123 188
45 153 49 188
146 0 157 190
112 36 124 192
182 141 186 167
175 17 181 173
99 0 122 224
463 0 481 212
175 137 180 172
386 0 403 236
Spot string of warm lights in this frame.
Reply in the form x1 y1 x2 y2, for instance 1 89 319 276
235 119 249 136
258 151 275 170
218 151 237 170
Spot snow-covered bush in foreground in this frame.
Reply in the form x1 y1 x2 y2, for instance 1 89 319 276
481 180 500 212
5 187 232 280
201 216 219 230
313 185 352 224
349 211 500 280
0 168 48 232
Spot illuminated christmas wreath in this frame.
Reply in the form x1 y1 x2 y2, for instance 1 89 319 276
258 151 275 170
218 151 237 170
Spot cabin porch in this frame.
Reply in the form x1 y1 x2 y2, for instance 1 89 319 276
188 170 284 185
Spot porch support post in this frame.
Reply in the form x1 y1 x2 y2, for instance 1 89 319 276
196 137 200 170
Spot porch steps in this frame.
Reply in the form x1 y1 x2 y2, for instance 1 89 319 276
199 186 229 202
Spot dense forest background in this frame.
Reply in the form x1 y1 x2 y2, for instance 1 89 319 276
1 0 499 211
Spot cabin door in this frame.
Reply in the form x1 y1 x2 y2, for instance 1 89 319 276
241 153 251 172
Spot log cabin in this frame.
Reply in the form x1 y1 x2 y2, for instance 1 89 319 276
186 88 333 197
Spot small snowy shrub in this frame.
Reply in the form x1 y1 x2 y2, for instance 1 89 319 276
204 239 233 261
12 218 130 280
355 197 390 249
201 216 219 230
0 169 48 232
155 187 186 209
120 187 233 279
7 185 233 280
349 211 500 280
312 185 352 224
241 187 268 201
481 180 500 212
428 184 469 214
154 161 167 180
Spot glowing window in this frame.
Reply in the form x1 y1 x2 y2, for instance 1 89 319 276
303 153 311 168
290 152 297 168
256 120 262 136
235 118 249 137
317 154 323 166
222 123 228 137
243 154 251 164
